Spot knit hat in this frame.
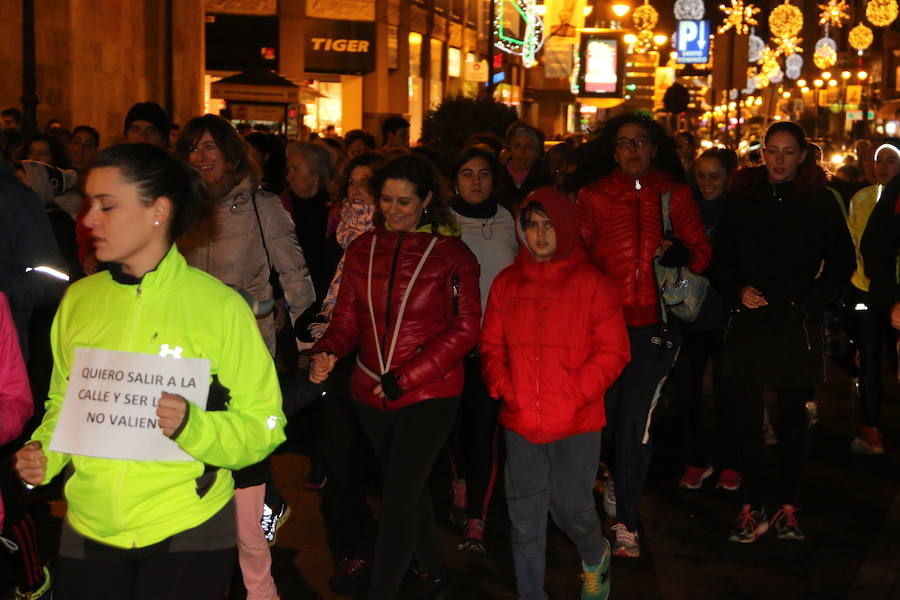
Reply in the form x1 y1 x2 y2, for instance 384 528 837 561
505 120 544 150
123 102 171 138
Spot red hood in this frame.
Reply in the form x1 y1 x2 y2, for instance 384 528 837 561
516 186 580 263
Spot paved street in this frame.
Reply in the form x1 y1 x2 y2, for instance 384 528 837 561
265 362 900 600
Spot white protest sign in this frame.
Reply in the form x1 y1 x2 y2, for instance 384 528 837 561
50 347 210 461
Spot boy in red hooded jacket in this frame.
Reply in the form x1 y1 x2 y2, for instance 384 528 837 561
481 188 630 600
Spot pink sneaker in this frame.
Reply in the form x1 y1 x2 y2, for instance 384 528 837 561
678 465 714 490
715 469 741 491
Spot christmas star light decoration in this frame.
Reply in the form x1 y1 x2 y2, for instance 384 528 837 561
818 0 850 28
866 0 899 27
718 0 760 34
774 35 803 56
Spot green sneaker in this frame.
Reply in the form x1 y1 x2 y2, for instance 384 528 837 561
14 565 52 600
581 538 611 600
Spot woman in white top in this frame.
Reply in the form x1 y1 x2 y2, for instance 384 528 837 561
446 146 518 554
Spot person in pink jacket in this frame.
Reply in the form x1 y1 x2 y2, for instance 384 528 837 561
0 290 40 597
0 291 34 528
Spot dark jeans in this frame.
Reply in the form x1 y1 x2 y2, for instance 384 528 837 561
844 288 886 427
505 429 606 600
448 355 501 522
54 541 235 600
731 383 809 508
354 396 460 600
320 353 378 562
673 329 737 469
604 324 680 532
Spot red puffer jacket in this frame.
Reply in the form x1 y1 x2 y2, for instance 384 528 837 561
481 188 631 444
313 227 481 410
577 168 711 326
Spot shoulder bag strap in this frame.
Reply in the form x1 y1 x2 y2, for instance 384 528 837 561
250 191 273 272
365 235 438 375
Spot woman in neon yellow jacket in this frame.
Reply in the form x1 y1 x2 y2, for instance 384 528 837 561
15 143 286 600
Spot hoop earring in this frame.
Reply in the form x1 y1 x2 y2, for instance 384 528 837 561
154 220 160 227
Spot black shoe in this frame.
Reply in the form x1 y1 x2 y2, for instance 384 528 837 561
329 557 371 596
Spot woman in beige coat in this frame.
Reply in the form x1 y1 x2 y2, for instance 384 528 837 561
175 114 314 600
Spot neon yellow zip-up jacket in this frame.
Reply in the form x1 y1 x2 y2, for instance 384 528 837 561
848 184 879 292
30 245 286 549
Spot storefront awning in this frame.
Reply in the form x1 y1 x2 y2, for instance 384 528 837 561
211 69 325 104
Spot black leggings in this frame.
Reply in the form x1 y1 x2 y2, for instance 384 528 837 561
674 329 736 469
447 355 501 523
732 383 809 508
355 396 460 600
320 353 378 562
844 288 887 427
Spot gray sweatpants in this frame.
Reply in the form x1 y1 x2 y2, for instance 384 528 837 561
504 428 608 600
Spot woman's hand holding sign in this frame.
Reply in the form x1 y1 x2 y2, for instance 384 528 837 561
15 441 47 487
157 392 188 438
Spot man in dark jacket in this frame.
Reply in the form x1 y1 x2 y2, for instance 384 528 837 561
0 160 67 357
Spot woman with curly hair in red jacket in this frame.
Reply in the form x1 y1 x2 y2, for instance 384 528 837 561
481 187 630 600
309 154 481 600
576 113 711 558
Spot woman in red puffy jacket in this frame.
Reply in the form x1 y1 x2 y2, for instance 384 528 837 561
481 187 630 600
576 114 710 558
310 154 481 600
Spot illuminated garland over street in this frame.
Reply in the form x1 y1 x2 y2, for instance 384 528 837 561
674 0 705 20
866 0 898 27
493 0 545 66
769 0 803 55
849 22 874 52
818 0 850 27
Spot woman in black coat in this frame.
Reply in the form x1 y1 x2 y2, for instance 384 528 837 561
712 122 854 544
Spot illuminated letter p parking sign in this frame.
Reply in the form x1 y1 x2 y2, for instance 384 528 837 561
676 20 709 65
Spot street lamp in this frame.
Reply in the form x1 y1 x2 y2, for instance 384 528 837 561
828 79 838 87
802 86 810 94
841 71 851 80
624 33 637 44
797 79 807 87
783 91 792 98
653 34 668 46
822 71 832 80
814 79 824 88
858 71 869 80
612 3 631 17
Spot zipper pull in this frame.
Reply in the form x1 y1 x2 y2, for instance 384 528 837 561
451 275 460 315
136 285 142 301
635 179 642 190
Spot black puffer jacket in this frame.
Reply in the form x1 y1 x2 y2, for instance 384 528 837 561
711 164 854 386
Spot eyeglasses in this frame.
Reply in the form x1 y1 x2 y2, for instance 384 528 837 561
615 136 652 150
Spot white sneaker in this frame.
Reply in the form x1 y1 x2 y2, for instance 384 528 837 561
611 522 640 558
602 479 616 520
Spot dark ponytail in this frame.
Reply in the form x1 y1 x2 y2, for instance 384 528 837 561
91 143 210 241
